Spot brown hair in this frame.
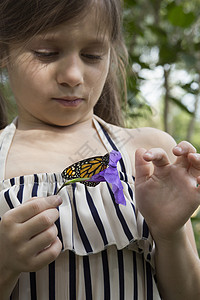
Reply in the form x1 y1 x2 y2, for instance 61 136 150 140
0 0 127 128
0 93 7 128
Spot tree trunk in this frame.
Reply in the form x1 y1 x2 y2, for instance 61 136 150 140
186 73 200 141
186 94 199 142
163 66 171 133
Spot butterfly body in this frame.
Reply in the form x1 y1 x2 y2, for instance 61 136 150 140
61 153 109 186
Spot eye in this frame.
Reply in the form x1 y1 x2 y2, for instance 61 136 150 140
32 50 59 60
81 53 103 62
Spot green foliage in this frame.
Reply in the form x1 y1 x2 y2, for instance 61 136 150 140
167 4 195 28
169 96 194 115
123 0 200 115
124 0 200 254
0 75 17 122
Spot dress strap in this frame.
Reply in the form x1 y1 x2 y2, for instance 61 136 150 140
93 116 132 174
0 120 17 181
0 117 133 180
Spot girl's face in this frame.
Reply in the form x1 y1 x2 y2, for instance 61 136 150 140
7 9 111 127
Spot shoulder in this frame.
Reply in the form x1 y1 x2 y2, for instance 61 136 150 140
107 124 177 170
131 126 176 150
109 124 176 150
96 116 177 162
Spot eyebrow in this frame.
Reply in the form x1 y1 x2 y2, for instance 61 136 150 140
33 33 110 47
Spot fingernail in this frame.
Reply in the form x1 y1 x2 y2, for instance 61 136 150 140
175 146 183 153
55 195 63 205
192 153 200 160
144 151 153 159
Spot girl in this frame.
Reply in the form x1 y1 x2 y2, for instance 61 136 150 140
0 0 200 299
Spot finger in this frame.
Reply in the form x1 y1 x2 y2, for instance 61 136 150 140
13 195 62 223
135 148 152 181
143 148 170 167
188 153 200 178
196 178 200 202
173 141 196 168
173 141 196 156
188 153 200 170
30 237 62 271
23 208 59 239
188 153 200 180
27 224 58 256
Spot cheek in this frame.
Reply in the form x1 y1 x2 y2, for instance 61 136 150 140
8 64 48 105
7 60 33 91
87 69 108 101
88 59 110 91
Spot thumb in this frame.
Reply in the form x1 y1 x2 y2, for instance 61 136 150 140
135 148 152 184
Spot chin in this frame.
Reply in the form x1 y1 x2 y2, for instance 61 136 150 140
43 116 90 127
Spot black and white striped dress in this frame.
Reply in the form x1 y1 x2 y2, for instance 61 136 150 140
0 116 161 300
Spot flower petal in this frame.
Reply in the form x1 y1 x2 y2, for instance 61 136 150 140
108 150 122 167
87 170 106 183
87 151 126 205
114 188 127 205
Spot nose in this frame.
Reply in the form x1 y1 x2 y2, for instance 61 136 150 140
56 55 84 87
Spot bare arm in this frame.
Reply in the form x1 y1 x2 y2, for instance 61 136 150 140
155 221 200 300
0 195 62 300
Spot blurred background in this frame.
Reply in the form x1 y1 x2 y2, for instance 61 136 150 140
123 0 200 254
1 0 200 253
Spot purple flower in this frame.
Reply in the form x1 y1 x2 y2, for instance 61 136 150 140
87 150 126 206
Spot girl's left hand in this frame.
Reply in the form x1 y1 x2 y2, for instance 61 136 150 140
135 141 200 242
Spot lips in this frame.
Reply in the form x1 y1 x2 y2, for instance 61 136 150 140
52 96 84 107
53 96 84 101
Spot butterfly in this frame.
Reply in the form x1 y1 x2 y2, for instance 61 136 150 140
61 153 110 186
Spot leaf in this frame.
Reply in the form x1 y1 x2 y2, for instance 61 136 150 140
169 97 194 115
124 0 137 9
179 53 197 68
159 44 179 65
194 42 200 51
180 82 199 95
167 5 195 28
147 25 167 41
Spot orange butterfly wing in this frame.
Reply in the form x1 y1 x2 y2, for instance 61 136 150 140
61 153 109 186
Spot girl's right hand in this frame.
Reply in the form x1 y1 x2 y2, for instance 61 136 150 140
0 195 62 277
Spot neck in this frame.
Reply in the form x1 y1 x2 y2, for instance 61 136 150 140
16 114 94 134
